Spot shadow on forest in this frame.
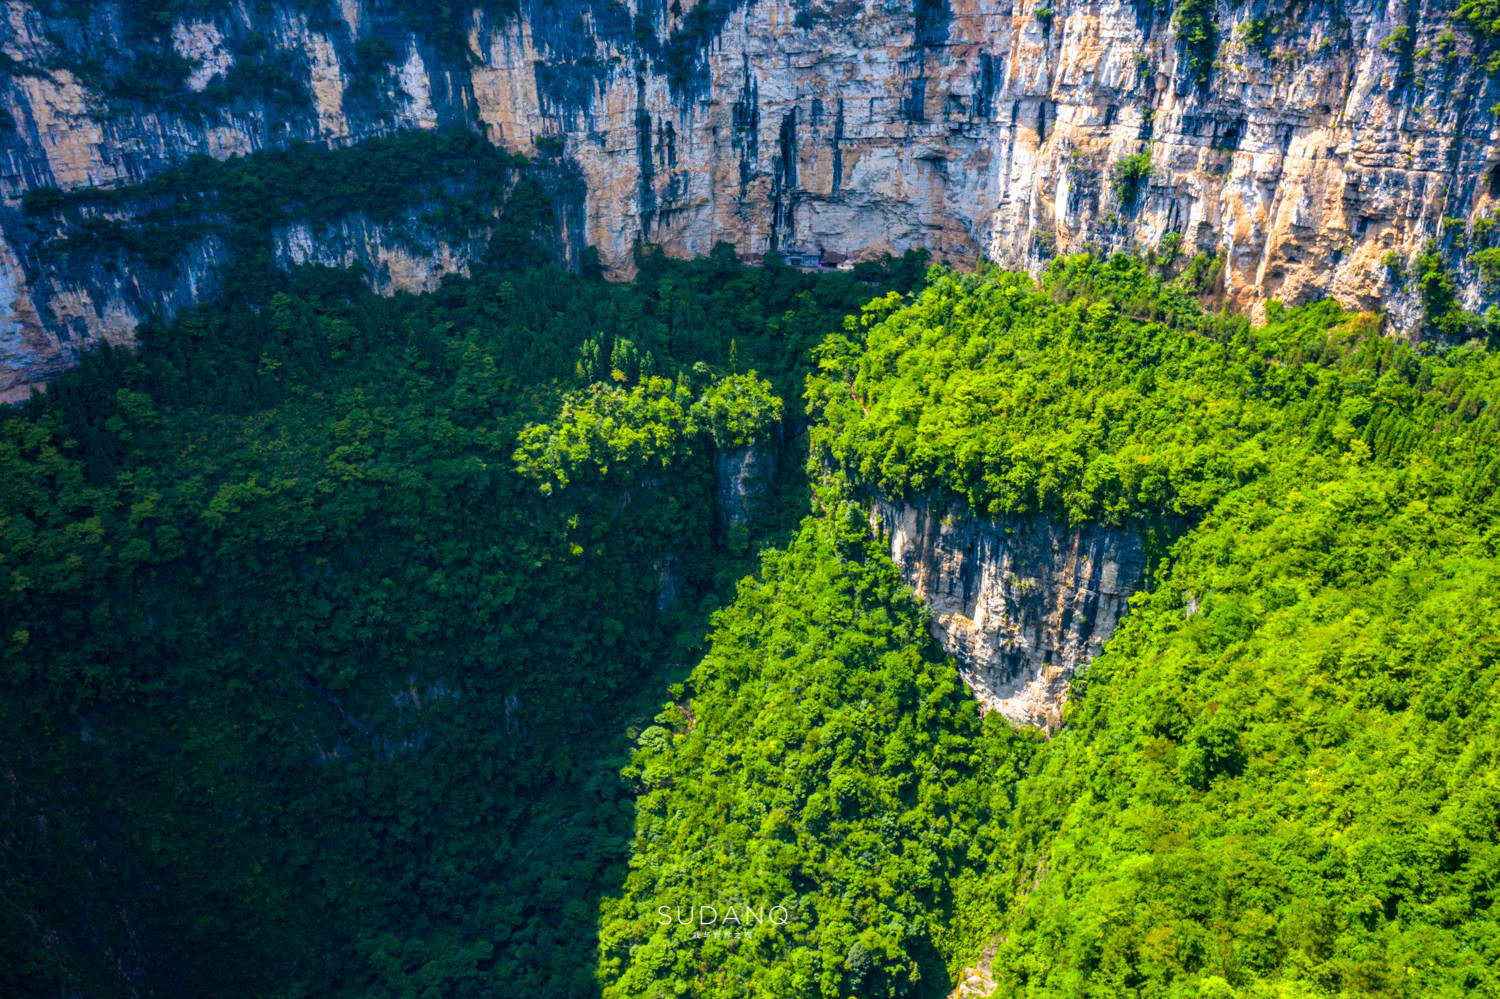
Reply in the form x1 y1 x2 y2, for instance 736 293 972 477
1 242 934 996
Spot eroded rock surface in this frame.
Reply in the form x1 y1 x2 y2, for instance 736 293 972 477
715 444 778 526
3 0 1497 394
871 497 1146 729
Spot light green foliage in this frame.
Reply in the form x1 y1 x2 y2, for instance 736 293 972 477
790 253 1500 996
1471 245 1500 286
688 372 785 449
1382 248 1409 281
808 255 1442 528
512 371 784 493
996 457 1500 996
1457 0 1500 42
1240 16 1272 54
597 512 1034 999
513 377 696 493
9 229 1500 999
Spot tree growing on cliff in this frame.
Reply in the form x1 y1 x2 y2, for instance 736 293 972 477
1112 152 1154 209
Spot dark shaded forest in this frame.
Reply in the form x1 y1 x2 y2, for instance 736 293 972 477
4 146 1499 998
0 225 927 996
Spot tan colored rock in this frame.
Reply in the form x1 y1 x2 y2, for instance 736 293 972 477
2 0 1495 395
171 21 233 92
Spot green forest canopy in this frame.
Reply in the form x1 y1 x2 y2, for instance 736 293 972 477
3 248 1498 999
601 255 1500 998
0 248 923 998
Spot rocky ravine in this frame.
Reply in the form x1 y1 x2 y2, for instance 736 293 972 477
870 497 1146 729
4 0 1499 397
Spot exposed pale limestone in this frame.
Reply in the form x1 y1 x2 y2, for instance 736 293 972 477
274 218 479 294
395 44 438 130
338 0 362 38
1 0 1496 395
0 228 47 403
714 444 777 526
171 21 233 92
303 29 348 138
870 497 1146 731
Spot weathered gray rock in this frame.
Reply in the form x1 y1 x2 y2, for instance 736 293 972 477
3 0 1497 396
871 497 1146 730
716 444 778 526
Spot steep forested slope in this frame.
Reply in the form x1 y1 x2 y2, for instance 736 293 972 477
603 256 1500 998
597 511 1035 999
7 248 1498 998
0 249 924 997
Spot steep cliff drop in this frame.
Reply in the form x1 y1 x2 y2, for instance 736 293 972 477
3 0 1499 398
715 442 778 526
871 497 1146 730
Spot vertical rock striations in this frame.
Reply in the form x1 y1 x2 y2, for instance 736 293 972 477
715 443 778 527
870 497 1146 730
4 0 1500 393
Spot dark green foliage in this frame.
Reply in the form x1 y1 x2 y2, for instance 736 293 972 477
658 0 745 91
1415 245 1481 338
0 247 917 997
1174 0 1218 86
1112 152 1153 207
353 35 398 67
534 134 567 157
204 32 310 105
27 129 555 296
1241 16 1273 54
11 200 1500 999
27 129 520 232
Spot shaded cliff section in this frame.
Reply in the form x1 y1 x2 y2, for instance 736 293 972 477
0 126 586 401
870 497 1146 730
6 0 1500 394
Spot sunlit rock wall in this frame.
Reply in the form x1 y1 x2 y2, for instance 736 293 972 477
3 0 1497 396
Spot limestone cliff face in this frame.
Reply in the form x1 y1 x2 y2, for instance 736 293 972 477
870 497 1145 729
715 443 778 526
3 0 1498 394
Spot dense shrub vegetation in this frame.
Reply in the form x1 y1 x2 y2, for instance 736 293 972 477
6 205 1499 998
0 248 924 997
22 129 559 293
809 257 1499 529
597 511 1035 999
615 253 1497 997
